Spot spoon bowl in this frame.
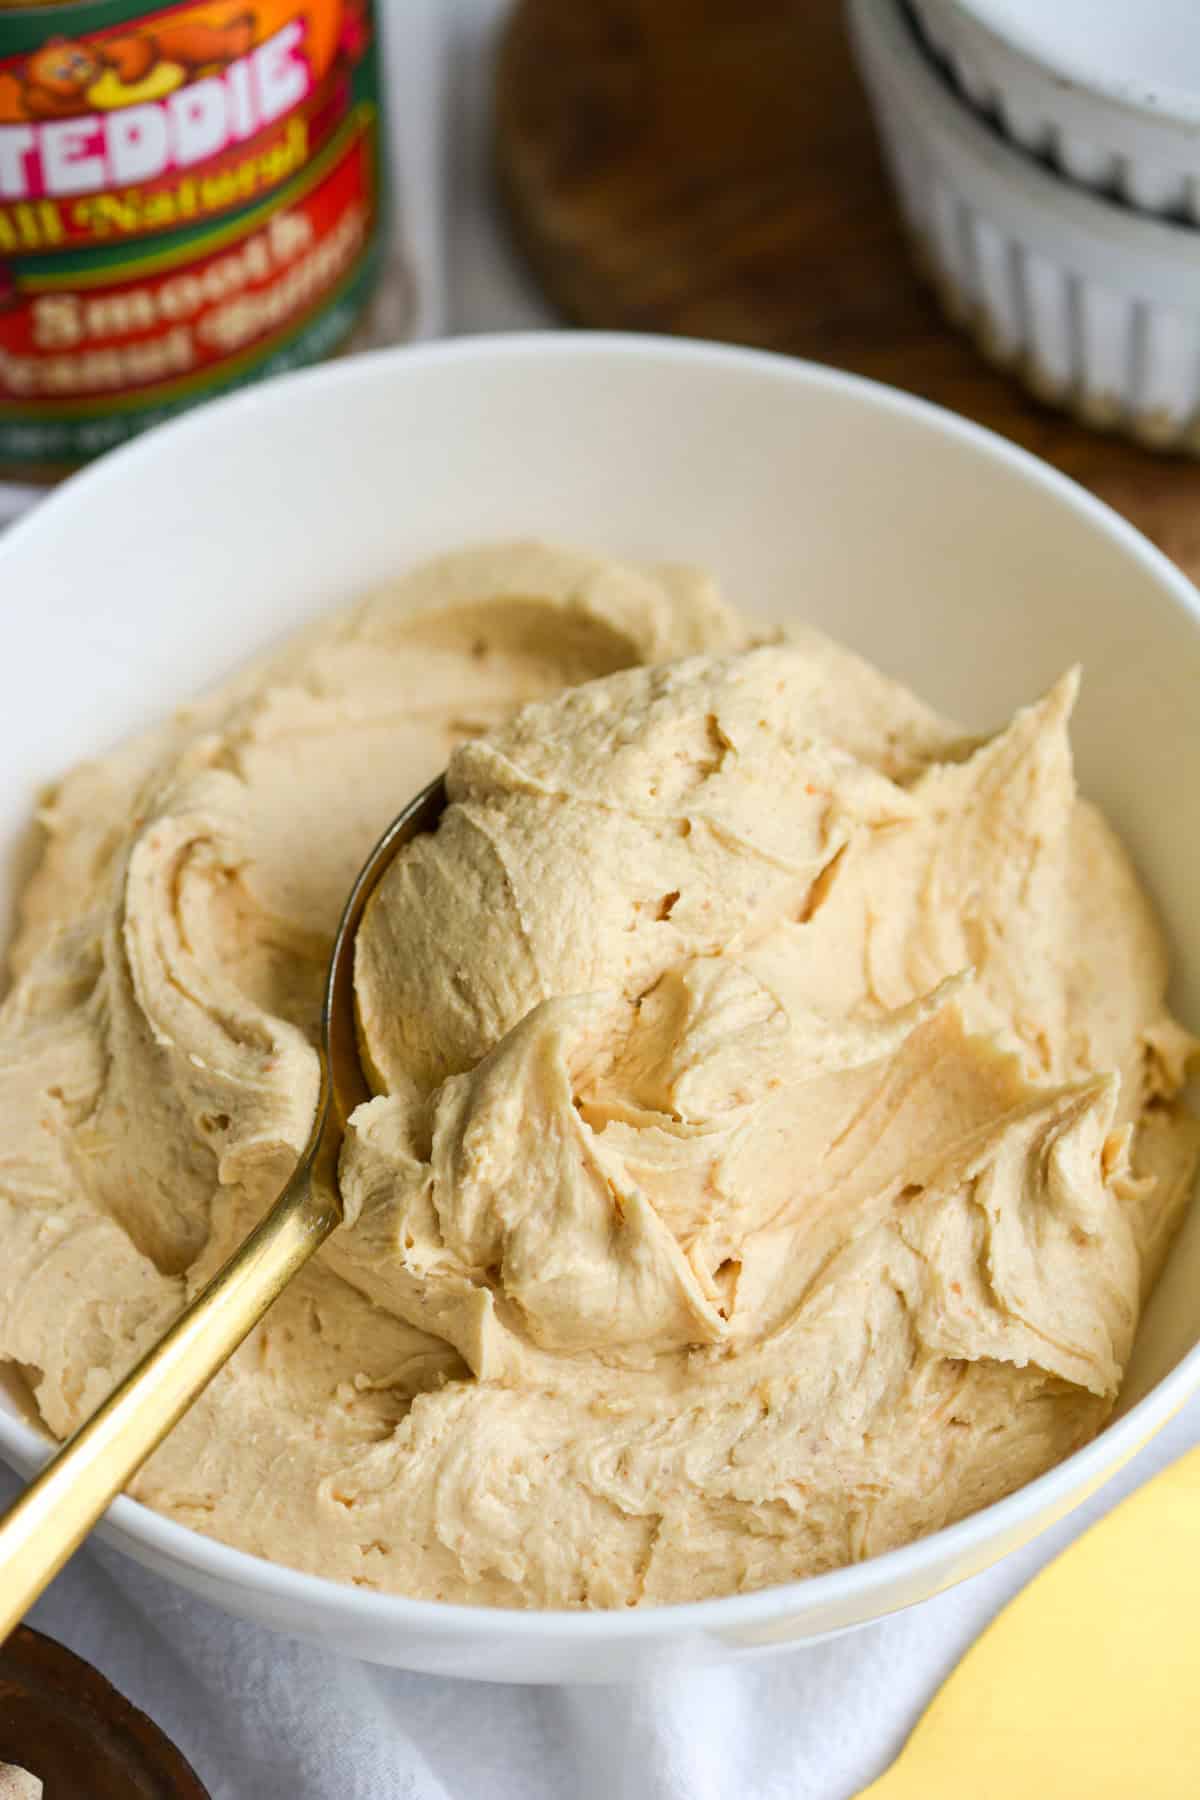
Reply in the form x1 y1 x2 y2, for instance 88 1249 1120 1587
0 776 449 1644
319 776 448 1180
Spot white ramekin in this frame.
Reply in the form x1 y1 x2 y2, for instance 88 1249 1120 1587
2 334 1200 1678
850 0 1200 451
910 0 1200 222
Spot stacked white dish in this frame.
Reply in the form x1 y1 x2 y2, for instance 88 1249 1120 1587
911 0 1200 220
848 0 1200 450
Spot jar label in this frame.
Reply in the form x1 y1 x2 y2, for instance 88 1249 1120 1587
0 0 382 471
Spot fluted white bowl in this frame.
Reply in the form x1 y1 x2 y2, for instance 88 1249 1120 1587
853 0 1200 450
911 0 1200 222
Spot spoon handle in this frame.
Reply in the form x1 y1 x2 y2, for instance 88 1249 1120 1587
0 1163 339 1643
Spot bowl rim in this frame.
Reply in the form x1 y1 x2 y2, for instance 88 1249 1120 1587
2 328 1200 1641
946 0 1200 130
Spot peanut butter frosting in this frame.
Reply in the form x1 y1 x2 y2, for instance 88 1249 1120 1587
0 542 1194 1607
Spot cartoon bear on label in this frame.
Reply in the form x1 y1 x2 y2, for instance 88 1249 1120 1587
0 12 256 121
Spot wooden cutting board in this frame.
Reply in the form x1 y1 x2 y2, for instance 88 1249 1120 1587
495 0 1200 581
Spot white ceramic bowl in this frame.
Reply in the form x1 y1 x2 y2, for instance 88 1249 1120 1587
851 0 1200 452
910 0 1200 221
2 334 1200 1682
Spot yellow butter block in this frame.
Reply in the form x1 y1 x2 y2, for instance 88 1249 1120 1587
863 1445 1200 1797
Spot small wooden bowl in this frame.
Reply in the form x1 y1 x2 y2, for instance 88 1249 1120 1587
0 1626 209 1798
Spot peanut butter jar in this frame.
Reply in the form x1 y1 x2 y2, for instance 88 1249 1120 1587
0 0 387 478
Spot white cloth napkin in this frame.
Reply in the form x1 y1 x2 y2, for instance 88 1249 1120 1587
5 4 1200 1795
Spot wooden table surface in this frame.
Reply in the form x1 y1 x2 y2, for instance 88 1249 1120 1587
495 0 1200 581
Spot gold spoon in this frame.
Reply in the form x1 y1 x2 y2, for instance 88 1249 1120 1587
0 776 448 1644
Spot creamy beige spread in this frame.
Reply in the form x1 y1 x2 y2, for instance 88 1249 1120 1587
0 1766 42 1800
0 542 1195 1609
0 1764 40 1792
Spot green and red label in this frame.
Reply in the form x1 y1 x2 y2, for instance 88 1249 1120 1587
0 0 383 472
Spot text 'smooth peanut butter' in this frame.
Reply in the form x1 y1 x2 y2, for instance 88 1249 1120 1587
0 0 385 478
